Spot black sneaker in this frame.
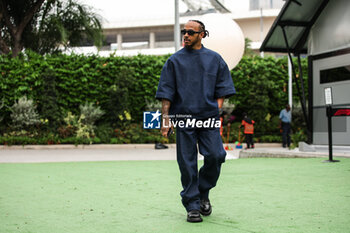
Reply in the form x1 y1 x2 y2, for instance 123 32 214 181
187 210 203 223
200 199 212 216
155 143 168 149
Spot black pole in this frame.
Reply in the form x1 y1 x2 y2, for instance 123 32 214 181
297 54 310 134
327 106 333 160
323 105 339 163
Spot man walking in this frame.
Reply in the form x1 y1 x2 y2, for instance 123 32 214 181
156 20 235 222
279 104 291 148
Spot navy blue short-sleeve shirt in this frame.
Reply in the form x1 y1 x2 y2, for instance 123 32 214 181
156 46 236 118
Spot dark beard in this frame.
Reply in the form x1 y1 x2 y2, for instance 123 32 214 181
185 44 194 49
184 36 199 49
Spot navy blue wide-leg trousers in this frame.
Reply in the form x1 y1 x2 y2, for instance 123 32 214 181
176 126 226 212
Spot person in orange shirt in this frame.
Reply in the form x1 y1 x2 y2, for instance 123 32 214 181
240 113 255 149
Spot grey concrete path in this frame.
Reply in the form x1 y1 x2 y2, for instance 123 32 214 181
0 145 175 163
0 143 241 163
239 147 350 159
0 143 348 163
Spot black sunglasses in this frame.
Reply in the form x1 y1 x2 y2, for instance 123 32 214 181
181 29 202 36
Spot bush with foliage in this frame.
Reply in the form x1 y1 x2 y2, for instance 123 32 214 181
10 96 41 130
57 102 104 143
0 51 168 126
0 51 308 145
79 102 104 126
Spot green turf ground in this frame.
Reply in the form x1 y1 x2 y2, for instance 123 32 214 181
0 158 349 233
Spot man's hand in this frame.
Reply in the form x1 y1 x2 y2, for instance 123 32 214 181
161 116 170 137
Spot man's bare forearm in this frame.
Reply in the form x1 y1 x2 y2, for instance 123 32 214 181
217 97 224 109
161 99 171 137
162 99 171 116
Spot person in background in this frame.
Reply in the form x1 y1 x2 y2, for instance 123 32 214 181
240 112 255 149
279 104 291 148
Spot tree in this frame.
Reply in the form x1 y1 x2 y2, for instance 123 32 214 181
0 0 103 57
243 38 255 57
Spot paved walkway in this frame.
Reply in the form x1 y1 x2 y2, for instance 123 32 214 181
0 143 349 163
0 144 177 163
240 147 350 159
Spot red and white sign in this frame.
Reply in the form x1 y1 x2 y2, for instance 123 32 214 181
332 108 350 117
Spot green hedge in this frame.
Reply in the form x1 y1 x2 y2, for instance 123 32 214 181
0 51 169 124
0 51 308 144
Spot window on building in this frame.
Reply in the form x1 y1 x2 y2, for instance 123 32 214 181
320 65 350 84
250 0 284 10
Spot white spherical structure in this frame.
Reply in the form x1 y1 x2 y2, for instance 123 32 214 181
200 13 245 70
